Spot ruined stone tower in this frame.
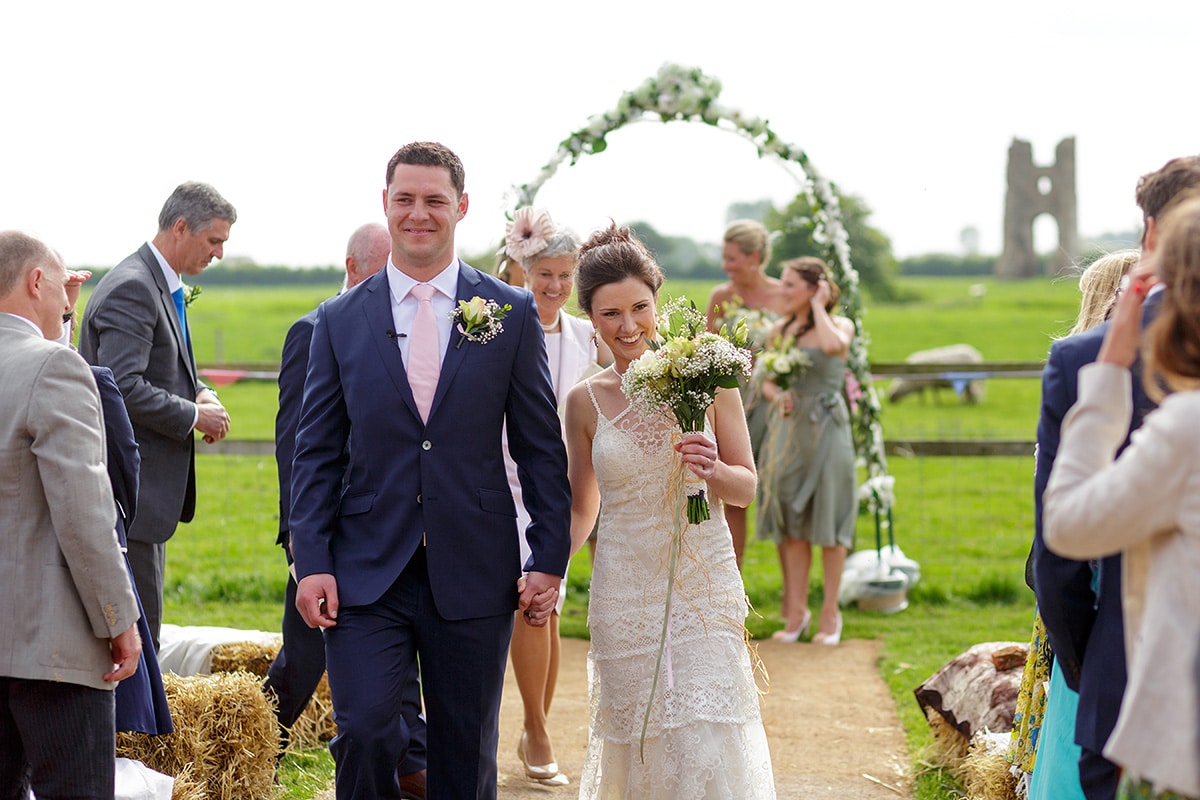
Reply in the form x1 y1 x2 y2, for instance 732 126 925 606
997 137 1079 278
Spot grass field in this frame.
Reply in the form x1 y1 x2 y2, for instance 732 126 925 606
79 276 1085 798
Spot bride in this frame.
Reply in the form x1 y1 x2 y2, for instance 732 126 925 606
563 223 777 798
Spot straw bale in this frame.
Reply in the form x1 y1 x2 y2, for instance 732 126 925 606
210 640 278 678
169 762 205 800
210 638 337 750
117 671 279 800
920 706 970 772
960 733 1019 800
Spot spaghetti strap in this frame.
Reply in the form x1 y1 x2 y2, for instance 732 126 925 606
585 378 602 414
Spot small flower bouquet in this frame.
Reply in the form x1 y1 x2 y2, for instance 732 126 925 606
450 296 511 348
758 337 812 391
182 284 202 307
713 294 775 351
620 297 752 524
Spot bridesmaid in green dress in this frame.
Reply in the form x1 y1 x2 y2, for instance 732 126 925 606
705 220 786 569
756 257 856 644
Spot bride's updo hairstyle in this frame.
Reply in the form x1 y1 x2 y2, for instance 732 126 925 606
781 256 840 313
1146 194 1200 400
575 223 665 315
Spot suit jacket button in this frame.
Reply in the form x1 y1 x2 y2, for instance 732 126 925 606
422 440 432 451
417 493 422 504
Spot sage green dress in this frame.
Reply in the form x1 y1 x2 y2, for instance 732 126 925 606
756 348 856 548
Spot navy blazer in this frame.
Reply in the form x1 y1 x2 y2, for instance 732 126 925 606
289 264 571 620
275 310 317 546
92 367 139 547
90 366 173 735
1032 291 1161 755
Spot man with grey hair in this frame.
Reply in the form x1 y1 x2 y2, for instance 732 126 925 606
80 181 235 649
0 230 141 798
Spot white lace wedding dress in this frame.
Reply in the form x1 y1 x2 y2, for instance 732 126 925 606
579 379 776 799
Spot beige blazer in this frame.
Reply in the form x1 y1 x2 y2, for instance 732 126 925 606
1044 362 1200 797
0 315 139 691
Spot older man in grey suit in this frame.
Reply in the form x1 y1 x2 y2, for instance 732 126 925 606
80 182 234 648
0 230 142 799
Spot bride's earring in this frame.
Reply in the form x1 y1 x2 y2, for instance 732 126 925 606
590 329 598 345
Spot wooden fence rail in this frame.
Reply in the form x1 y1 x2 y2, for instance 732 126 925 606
198 362 1046 458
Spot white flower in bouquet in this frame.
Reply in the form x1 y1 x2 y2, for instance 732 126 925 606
758 337 812 391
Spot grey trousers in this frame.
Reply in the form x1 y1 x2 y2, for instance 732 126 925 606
126 538 166 651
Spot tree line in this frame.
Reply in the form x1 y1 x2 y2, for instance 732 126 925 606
77 192 1139 300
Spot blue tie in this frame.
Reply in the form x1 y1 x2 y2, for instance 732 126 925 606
171 287 189 348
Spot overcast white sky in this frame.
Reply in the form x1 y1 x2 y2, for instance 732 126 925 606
3 1 1196 269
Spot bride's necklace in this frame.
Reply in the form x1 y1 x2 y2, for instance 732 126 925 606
611 362 627 378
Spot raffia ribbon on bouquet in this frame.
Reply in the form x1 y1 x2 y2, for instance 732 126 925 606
639 442 691 763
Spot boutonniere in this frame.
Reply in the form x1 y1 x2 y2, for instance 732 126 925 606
450 296 512 349
182 284 202 307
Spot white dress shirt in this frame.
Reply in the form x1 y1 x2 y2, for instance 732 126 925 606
386 257 459 370
147 241 183 293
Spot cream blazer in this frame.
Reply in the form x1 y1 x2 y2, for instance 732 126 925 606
0 316 139 690
1044 362 1200 797
505 311 601 570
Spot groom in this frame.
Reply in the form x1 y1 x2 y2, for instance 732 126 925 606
290 141 571 799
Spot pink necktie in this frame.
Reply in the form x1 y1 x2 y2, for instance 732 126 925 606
408 283 440 422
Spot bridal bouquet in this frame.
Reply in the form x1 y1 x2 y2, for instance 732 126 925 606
757 337 812 391
620 297 752 524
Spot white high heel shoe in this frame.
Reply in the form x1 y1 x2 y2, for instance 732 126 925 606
771 609 812 642
812 613 843 646
518 733 570 786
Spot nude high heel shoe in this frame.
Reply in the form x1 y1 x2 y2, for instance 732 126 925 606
812 613 843 646
771 609 812 642
518 732 570 786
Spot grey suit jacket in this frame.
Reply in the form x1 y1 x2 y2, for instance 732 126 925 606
0 315 139 690
79 243 200 544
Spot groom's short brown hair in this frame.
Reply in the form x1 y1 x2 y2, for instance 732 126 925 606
386 142 465 198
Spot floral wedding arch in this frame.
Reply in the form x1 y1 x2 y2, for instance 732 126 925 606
508 63 893 515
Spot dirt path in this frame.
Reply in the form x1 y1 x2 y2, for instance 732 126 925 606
320 636 911 798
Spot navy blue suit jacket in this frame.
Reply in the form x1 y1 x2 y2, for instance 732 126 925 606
91 366 173 735
275 310 317 547
289 264 571 620
1033 291 1160 755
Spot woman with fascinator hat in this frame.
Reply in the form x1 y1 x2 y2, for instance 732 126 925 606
502 207 610 787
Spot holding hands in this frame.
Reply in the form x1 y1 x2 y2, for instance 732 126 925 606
517 572 560 627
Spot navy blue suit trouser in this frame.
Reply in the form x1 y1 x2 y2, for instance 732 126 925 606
324 547 511 800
